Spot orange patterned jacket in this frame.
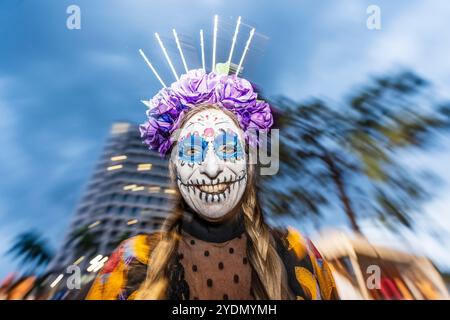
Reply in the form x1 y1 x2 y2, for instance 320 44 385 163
86 228 338 300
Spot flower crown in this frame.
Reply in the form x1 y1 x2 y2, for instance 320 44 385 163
138 16 273 155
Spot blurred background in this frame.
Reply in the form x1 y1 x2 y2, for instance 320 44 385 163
1 0 450 299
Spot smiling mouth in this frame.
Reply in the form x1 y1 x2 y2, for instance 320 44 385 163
177 174 247 202
197 183 229 194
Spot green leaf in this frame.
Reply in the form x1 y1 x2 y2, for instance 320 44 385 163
215 62 230 75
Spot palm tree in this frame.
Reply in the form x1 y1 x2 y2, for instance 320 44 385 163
66 225 100 260
7 231 54 274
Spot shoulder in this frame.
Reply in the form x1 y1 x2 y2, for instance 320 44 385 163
271 227 339 300
105 233 161 270
86 233 162 300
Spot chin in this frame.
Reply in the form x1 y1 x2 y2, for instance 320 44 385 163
177 177 247 222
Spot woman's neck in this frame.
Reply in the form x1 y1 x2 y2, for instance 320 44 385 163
181 209 245 243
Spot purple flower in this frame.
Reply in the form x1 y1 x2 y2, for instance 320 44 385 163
247 100 274 131
139 117 173 154
236 109 251 130
171 69 217 106
146 88 181 117
140 69 273 155
215 75 257 110
158 138 174 155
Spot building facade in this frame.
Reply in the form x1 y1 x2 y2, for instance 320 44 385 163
48 122 174 274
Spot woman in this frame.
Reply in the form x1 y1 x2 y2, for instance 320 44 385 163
86 67 338 300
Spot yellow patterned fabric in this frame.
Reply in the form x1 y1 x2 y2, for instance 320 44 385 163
85 229 339 300
284 228 339 300
295 266 318 300
286 227 307 259
86 234 156 300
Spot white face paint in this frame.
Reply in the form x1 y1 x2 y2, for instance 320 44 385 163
173 108 247 221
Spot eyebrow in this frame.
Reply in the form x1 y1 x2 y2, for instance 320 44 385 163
213 121 230 126
185 121 205 129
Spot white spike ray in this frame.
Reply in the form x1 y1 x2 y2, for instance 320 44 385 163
200 29 206 71
227 16 241 66
212 14 218 73
138 49 167 88
235 28 255 76
155 32 179 81
173 29 189 73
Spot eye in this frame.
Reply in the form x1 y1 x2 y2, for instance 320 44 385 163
218 144 236 154
178 133 208 164
186 146 201 156
214 131 243 160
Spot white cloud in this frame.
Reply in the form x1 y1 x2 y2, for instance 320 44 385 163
0 77 32 180
368 0 450 93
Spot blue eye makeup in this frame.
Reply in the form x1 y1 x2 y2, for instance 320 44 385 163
214 130 244 160
178 134 208 163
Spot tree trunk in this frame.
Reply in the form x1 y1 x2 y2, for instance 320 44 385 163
324 154 361 233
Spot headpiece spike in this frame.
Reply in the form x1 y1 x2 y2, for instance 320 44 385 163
172 29 189 73
227 16 241 67
212 15 218 73
138 49 167 88
155 32 179 81
141 100 152 108
235 28 255 76
200 29 206 71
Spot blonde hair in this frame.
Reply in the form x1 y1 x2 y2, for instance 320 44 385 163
136 105 292 300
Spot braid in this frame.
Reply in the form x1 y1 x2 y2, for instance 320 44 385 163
136 164 184 300
242 167 292 300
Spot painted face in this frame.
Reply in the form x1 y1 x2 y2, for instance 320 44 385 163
173 108 247 221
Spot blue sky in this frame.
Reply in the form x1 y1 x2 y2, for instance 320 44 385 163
1 0 450 278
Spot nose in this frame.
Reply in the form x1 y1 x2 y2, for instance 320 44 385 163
200 148 224 180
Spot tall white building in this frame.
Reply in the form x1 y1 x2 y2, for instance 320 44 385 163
48 122 174 273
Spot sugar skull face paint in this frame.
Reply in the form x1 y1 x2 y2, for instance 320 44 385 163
173 108 247 221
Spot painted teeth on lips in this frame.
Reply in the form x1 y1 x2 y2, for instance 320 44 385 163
197 183 228 194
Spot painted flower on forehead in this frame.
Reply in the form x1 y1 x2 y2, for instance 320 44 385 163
140 68 273 155
171 69 218 106
215 74 257 110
